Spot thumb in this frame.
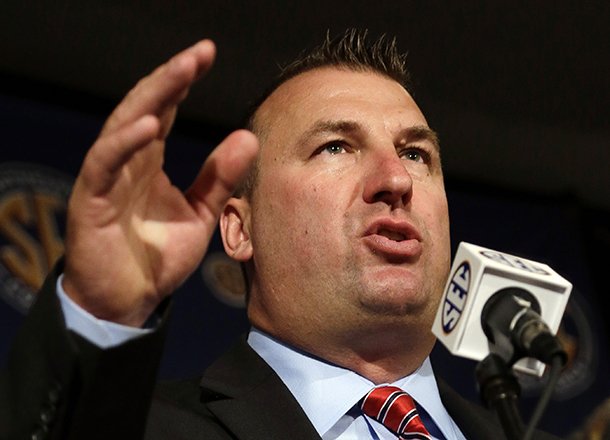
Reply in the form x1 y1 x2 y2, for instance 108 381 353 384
185 129 259 225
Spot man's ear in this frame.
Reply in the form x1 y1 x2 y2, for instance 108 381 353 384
220 197 253 262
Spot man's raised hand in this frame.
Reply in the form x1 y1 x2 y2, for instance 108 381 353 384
62 40 258 327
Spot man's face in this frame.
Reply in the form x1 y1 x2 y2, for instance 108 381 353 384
227 67 451 351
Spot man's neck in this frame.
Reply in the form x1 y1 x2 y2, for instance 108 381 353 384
308 329 435 384
253 321 436 384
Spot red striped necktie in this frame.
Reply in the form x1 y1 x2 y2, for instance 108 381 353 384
360 386 432 439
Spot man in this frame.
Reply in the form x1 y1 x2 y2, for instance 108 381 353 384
1 30 558 439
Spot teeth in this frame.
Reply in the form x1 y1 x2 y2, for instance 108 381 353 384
378 229 406 241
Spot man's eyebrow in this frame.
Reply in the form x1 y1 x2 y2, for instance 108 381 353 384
404 125 440 152
298 119 362 142
297 120 440 152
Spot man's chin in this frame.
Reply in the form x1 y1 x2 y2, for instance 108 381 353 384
358 291 429 318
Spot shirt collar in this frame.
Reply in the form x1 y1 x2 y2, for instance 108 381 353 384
247 327 448 437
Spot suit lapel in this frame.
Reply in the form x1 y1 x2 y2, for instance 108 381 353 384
200 337 321 440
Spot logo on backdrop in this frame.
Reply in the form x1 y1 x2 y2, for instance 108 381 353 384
0 162 72 314
200 252 247 308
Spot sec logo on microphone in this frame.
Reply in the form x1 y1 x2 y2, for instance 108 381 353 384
441 261 471 333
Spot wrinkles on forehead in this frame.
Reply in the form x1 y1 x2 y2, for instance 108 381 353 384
249 66 395 148
248 67 437 172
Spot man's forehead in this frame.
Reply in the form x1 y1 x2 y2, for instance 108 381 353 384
269 66 406 104
251 66 417 140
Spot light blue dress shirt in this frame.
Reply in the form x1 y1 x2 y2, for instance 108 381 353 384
248 328 466 440
57 275 153 347
57 276 466 439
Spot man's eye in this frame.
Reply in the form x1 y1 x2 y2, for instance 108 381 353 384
320 142 347 155
400 148 428 163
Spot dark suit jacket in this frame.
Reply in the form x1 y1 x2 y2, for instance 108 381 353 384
1 266 561 440
147 337 560 440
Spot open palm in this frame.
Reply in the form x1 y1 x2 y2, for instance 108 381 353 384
62 40 258 326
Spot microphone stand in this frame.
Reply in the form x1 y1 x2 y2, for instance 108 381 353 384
475 354 525 440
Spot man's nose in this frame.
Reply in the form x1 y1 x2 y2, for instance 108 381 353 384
362 152 413 208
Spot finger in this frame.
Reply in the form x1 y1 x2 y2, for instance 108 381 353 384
101 39 216 136
186 130 259 224
79 115 160 196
